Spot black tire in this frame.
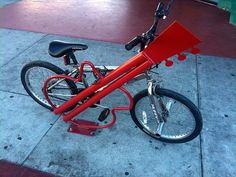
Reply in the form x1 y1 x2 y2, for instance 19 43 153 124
130 88 202 143
21 60 78 111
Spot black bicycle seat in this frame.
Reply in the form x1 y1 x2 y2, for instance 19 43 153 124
48 40 88 58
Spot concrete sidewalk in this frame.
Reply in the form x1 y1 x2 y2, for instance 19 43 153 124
0 28 235 177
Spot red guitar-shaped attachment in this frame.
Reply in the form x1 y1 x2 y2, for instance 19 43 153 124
143 21 201 67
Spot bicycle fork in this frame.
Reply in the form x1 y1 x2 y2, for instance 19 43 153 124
145 71 166 136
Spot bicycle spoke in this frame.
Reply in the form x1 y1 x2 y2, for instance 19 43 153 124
26 66 75 108
165 99 174 111
134 94 196 140
142 110 148 125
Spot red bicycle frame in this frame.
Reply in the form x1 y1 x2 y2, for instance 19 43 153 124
43 21 200 126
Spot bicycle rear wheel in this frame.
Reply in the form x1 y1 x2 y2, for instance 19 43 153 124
130 88 202 143
21 60 78 111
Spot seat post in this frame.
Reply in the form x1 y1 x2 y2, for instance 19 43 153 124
69 51 78 65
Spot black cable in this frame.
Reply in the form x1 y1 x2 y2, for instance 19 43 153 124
194 0 218 6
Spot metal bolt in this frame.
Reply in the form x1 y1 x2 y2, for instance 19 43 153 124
90 132 95 135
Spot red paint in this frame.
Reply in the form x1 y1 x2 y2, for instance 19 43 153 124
0 160 55 177
0 0 235 58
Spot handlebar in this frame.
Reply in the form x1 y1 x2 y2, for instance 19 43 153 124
125 36 142 50
125 0 174 51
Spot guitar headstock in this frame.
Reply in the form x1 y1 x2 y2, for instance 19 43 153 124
143 21 201 67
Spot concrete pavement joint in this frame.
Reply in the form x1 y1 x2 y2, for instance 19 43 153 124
196 55 204 177
21 115 61 166
0 33 48 68
0 89 29 97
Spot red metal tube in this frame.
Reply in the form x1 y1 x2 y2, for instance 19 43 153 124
78 61 104 81
63 60 152 121
54 52 147 115
69 86 133 129
43 74 78 109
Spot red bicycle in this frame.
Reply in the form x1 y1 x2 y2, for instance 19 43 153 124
21 0 202 143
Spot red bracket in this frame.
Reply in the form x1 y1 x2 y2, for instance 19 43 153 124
67 119 98 136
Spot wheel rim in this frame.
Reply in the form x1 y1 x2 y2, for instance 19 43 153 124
134 95 196 140
24 66 73 108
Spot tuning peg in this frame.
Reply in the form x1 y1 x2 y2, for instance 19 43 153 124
178 53 186 61
191 48 200 54
165 59 174 67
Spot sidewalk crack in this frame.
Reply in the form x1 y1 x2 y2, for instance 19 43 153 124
0 89 28 96
196 55 204 177
0 33 48 68
20 115 61 165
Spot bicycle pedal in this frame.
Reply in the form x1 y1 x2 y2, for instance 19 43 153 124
98 108 110 122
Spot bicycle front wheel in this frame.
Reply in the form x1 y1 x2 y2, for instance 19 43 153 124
21 60 78 111
130 88 202 143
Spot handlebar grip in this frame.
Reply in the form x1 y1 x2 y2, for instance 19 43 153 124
125 36 142 51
